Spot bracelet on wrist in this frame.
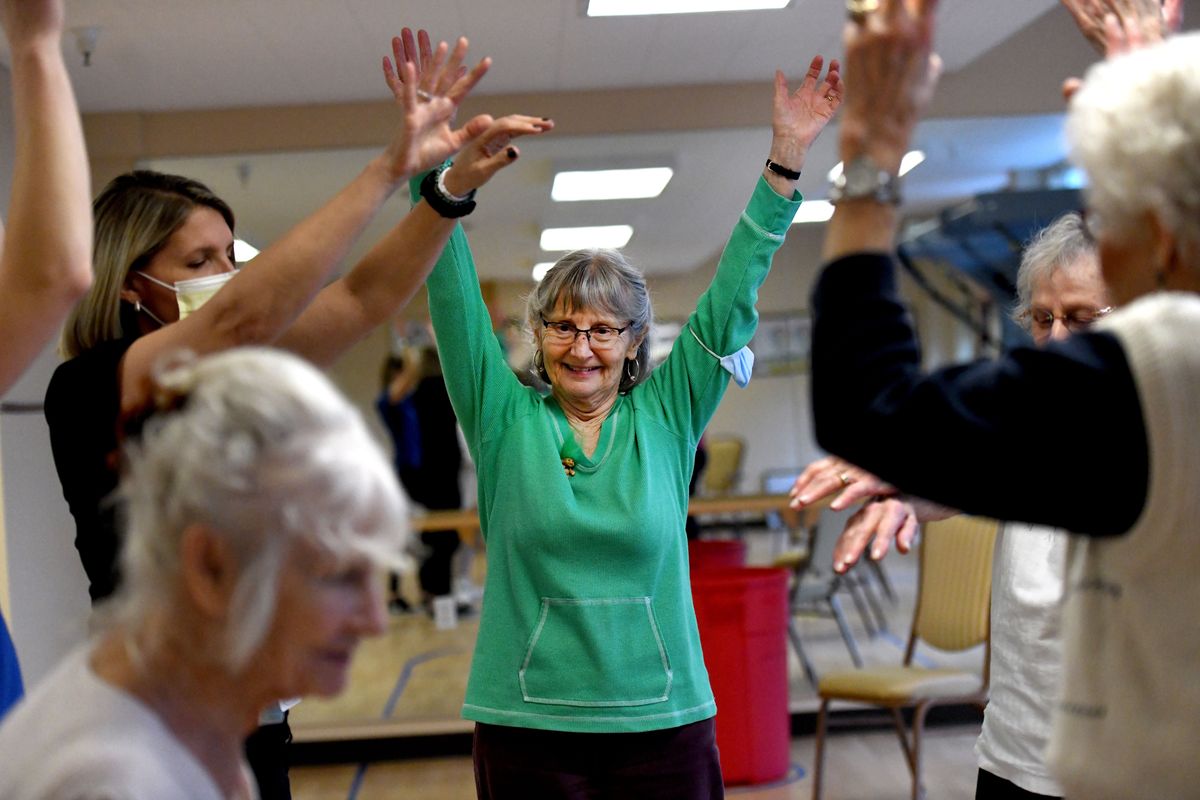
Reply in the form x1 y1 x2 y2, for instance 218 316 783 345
764 158 802 181
420 163 477 219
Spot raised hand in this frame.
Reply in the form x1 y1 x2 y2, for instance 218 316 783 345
839 0 941 174
380 28 494 181
0 0 65 47
772 56 843 154
789 455 895 511
1060 0 1183 56
441 115 556 198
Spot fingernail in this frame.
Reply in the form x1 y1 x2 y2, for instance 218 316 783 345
506 147 518 159
797 495 808 505
834 560 845 573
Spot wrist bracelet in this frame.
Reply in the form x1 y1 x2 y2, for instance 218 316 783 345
765 158 802 181
420 164 477 219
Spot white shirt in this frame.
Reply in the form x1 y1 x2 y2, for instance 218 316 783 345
975 522 1066 797
0 644 249 800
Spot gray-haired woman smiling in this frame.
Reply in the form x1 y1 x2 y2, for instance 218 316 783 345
390 28 843 798
0 348 407 799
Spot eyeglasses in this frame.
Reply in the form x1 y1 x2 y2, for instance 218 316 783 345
541 317 629 349
1024 306 1114 333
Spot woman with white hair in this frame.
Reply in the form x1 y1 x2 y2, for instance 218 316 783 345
0 348 407 799
793 212 1109 799
808 0 1199 795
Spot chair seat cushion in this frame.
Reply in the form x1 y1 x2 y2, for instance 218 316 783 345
818 666 982 703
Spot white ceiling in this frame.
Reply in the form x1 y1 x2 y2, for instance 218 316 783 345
11 1 1195 282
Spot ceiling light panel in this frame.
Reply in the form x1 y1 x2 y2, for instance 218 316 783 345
540 225 634 251
588 0 790 16
552 167 674 202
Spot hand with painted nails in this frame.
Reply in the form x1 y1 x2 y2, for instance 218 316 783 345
380 28 494 181
440 115 555 197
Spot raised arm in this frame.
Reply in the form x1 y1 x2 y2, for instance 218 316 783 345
120 32 493 407
0 0 93 395
277 30 552 366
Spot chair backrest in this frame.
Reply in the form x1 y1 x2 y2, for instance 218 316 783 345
701 436 744 495
908 516 999 658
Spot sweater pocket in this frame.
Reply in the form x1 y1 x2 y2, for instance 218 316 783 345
519 597 673 707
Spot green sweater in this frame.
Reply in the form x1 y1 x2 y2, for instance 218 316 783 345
423 175 801 733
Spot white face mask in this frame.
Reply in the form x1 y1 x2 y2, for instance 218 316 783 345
136 270 236 320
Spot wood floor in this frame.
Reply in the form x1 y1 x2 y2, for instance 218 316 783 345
289 533 985 799
291 725 980 800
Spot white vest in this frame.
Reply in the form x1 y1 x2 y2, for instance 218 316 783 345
1048 293 1200 798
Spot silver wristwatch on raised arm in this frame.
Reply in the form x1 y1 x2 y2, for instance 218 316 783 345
828 154 901 205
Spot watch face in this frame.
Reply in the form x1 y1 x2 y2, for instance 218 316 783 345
833 156 899 204
844 159 881 195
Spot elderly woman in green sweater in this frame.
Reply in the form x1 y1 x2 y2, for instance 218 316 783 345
391 30 841 798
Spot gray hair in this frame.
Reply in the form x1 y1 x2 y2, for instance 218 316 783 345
1068 32 1200 262
114 348 407 670
1011 212 1098 326
525 249 653 392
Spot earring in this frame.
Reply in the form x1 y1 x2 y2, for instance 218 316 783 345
624 359 639 383
533 349 548 380
134 300 142 313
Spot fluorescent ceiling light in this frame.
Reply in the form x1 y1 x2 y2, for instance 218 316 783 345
826 150 927 182
791 200 834 224
588 0 788 15
540 225 634 251
532 262 556 282
899 150 926 175
552 167 674 202
234 239 260 262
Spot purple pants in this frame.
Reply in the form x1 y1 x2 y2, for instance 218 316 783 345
473 717 724 799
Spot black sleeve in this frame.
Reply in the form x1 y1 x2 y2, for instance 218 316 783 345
43 339 132 603
810 253 1148 537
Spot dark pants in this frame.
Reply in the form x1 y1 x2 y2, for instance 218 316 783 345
976 768 1061 800
246 714 292 800
473 718 724 800
419 528 462 597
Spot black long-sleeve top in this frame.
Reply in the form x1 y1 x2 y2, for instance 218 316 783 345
810 252 1149 537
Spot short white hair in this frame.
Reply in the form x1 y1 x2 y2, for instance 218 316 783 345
115 348 408 670
1011 212 1098 326
1068 32 1200 257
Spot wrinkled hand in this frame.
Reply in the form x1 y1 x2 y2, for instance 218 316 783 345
379 28 494 181
831 495 957 574
789 456 895 511
839 0 941 173
1 0 65 48
441 115 555 197
770 56 842 163
1060 0 1182 55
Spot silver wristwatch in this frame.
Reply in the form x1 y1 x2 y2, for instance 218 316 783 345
829 155 901 205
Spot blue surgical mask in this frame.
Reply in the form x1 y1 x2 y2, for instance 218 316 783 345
136 270 236 320
689 328 756 388
718 346 755 388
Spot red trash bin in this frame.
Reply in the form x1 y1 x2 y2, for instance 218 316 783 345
690 566 790 785
687 539 746 572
